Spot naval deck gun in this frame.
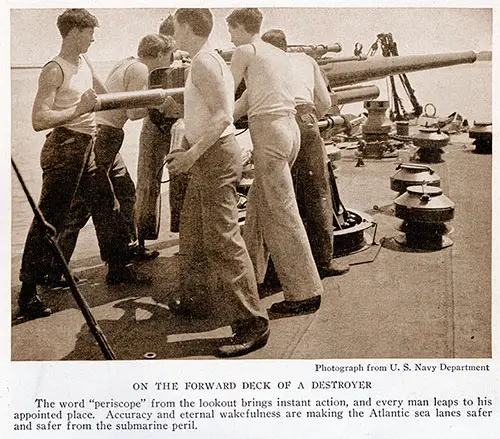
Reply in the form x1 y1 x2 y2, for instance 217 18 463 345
93 50 477 112
91 46 479 256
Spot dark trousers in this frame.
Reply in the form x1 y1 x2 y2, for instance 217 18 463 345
19 127 130 286
53 125 137 273
56 152 137 265
136 116 188 239
292 104 334 266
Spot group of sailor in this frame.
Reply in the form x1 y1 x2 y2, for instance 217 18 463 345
18 8 349 357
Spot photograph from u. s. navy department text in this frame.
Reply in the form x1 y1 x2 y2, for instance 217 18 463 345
9 7 492 361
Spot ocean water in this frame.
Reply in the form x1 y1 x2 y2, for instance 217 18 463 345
10 60 492 259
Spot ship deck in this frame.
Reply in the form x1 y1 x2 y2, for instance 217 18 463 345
10 132 492 361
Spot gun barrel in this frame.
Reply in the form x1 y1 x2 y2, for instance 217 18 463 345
94 88 184 112
218 43 342 62
287 43 343 56
318 114 365 131
332 85 380 105
317 55 367 65
324 51 477 87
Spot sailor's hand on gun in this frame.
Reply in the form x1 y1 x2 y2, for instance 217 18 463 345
166 150 194 176
76 88 98 115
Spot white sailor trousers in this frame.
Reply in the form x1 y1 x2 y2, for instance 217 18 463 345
245 113 324 301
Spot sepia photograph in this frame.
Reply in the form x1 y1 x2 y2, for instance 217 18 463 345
8 5 492 364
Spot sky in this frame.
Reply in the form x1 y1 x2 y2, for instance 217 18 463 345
9 6 492 66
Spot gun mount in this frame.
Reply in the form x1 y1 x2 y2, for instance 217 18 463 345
91 48 478 257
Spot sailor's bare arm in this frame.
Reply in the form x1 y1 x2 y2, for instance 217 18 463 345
167 53 232 175
124 62 149 120
230 44 253 93
32 62 97 132
234 89 249 122
231 45 254 122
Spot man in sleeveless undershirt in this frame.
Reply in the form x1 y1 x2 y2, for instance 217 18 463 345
227 8 324 316
261 28 350 279
17 9 136 319
166 8 269 357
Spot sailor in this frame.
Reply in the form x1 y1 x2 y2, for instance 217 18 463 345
227 8 323 316
166 8 269 357
95 34 175 259
135 15 189 245
49 34 176 286
261 29 350 278
17 9 137 319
